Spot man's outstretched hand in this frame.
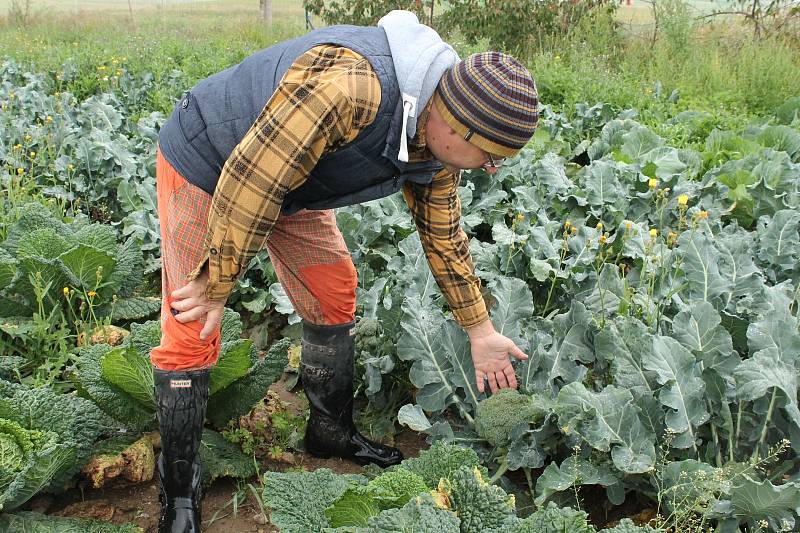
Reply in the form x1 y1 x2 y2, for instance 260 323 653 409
467 320 528 393
169 269 226 341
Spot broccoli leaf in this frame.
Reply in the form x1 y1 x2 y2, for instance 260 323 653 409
554 383 656 474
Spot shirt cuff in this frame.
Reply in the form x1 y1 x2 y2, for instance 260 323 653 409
184 251 237 302
452 299 490 329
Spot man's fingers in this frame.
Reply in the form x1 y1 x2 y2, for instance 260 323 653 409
200 308 224 341
173 307 206 324
475 371 485 393
496 371 509 390
170 298 196 312
509 343 529 360
171 285 191 299
171 280 203 299
487 373 499 394
503 366 518 390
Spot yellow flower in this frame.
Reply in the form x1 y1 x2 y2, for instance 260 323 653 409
570 226 578 236
696 210 709 220
46 115 53 122
87 290 97 298
599 234 608 244
554 54 561 61
650 228 658 239
13 143 21 150
16 168 24 175
565 220 572 230
648 178 657 189
29 151 36 157
596 222 603 230
515 213 525 222
63 287 70 296
677 194 689 206
67 164 75 170
24 134 32 142
625 221 633 231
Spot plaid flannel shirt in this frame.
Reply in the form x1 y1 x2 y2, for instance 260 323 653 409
185 44 489 328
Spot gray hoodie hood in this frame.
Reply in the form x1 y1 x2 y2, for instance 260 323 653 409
378 10 459 162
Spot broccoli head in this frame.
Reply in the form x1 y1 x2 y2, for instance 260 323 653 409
474 388 552 447
437 465 516 533
354 317 392 355
399 441 488 488
600 518 663 532
368 468 430 508
514 502 596 533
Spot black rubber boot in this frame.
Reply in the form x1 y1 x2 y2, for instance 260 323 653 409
300 320 403 468
153 368 209 533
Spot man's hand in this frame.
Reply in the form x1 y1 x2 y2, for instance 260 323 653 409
170 270 226 341
467 320 528 394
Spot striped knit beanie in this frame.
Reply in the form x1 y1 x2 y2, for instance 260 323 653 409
434 52 539 158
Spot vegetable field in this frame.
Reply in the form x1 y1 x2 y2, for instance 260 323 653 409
1 5 800 532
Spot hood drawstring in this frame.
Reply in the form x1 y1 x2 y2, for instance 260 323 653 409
397 93 417 163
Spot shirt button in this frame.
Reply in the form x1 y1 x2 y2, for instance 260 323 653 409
210 247 218 255
181 98 189 109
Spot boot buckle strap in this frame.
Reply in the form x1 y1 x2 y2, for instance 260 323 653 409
167 496 197 510
301 340 336 356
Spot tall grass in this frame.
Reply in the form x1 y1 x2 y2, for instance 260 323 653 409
527 4 800 120
0 0 798 120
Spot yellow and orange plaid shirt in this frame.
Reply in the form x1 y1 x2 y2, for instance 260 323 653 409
186 45 489 328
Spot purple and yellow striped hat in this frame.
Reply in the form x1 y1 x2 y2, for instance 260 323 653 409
434 52 539 158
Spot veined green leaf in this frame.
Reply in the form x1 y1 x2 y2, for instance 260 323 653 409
735 315 800 431
555 383 656 473
100 346 155 409
678 229 730 304
209 339 253 395
756 210 800 276
595 316 656 397
59 244 116 291
488 276 533 345
396 298 457 413
730 476 800 531
672 302 738 376
644 336 709 450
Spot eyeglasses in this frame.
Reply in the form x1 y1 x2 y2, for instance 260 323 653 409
481 152 505 170
464 129 505 170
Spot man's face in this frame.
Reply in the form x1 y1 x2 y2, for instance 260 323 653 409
425 101 500 175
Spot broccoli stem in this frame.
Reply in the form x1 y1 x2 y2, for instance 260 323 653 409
489 458 509 484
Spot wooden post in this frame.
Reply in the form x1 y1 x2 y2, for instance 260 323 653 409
260 0 272 24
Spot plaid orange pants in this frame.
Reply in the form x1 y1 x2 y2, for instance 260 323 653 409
151 149 357 370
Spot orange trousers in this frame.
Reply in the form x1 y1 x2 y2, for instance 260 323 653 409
151 149 358 371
